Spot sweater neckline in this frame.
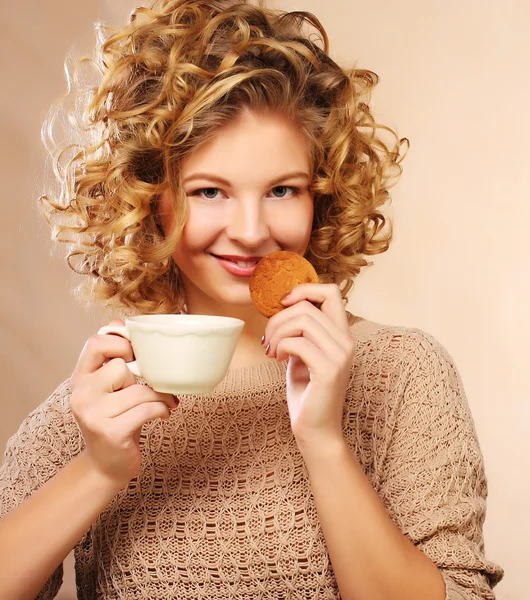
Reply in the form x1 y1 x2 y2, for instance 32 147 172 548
216 357 288 394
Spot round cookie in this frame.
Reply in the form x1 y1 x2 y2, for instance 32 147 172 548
249 251 319 317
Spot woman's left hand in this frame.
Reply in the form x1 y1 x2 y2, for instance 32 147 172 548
263 283 355 451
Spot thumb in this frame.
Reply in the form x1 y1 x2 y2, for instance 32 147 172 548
108 319 126 326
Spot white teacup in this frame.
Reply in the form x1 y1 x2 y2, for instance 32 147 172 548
98 314 244 395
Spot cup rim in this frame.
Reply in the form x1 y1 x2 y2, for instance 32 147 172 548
126 314 244 329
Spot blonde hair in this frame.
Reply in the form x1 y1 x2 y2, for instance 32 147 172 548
40 0 407 314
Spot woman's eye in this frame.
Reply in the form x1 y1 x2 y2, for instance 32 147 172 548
192 187 221 200
190 186 299 200
269 186 298 198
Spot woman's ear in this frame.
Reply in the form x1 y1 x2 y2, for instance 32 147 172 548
157 188 175 234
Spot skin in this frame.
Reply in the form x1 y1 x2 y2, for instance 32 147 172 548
0 110 445 600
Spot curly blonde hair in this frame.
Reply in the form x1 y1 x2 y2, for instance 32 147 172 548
40 0 407 315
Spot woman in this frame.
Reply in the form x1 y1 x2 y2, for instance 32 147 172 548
0 1 503 598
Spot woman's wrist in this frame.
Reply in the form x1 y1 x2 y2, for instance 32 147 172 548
295 431 350 466
74 451 129 498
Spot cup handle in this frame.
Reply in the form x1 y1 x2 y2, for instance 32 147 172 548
97 325 142 378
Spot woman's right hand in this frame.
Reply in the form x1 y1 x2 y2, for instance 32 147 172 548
69 320 178 489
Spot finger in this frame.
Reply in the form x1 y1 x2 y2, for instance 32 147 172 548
266 300 353 356
266 313 340 360
104 319 126 337
93 357 137 394
274 336 331 374
268 298 342 335
280 283 349 329
112 400 172 433
75 334 135 376
106 385 178 418
109 319 125 326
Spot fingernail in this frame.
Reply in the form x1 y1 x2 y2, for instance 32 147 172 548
265 342 271 355
261 335 265 345
280 292 291 304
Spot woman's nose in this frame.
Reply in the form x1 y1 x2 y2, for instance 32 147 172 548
225 199 270 248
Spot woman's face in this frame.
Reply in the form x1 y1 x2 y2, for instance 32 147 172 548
159 110 314 316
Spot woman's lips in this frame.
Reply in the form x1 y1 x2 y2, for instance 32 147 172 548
211 254 260 278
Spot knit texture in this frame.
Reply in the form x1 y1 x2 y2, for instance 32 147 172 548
0 318 503 599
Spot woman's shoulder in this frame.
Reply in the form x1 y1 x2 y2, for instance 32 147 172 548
1 380 82 518
349 314 455 369
3 379 81 462
22 379 75 428
347 314 464 405
345 316 476 470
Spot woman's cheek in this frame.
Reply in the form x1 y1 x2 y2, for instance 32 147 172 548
181 204 226 250
269 200 313 246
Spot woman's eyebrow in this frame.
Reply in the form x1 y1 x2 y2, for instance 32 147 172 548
181 171 310 186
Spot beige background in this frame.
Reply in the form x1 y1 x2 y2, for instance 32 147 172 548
1 1 528 598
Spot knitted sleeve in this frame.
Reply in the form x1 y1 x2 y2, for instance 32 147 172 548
0 380 82 600
377 330 504 600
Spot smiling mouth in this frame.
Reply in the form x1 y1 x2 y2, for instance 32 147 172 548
210 254 262 267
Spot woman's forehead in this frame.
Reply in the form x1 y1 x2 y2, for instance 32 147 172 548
180 112 312 185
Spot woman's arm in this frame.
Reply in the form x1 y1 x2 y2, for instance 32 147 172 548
265 287 445 598
264 286 502 600
0 329 176 599
0 451 122 600
371 331 503 599
299 329 503 600
300 437 446 600
0 381 81 600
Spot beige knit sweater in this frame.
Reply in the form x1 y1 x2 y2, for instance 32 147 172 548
0 317 503 599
